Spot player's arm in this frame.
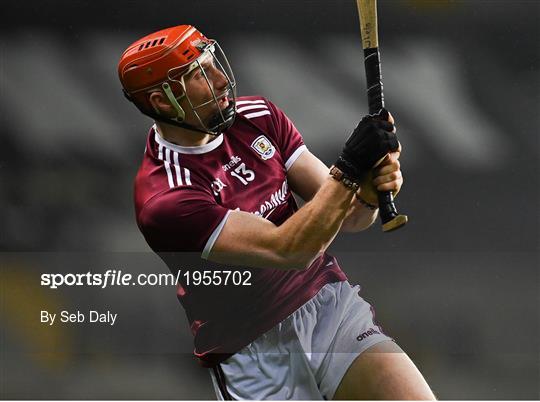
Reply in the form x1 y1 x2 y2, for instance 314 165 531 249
208 111 400 270
209 177 354 270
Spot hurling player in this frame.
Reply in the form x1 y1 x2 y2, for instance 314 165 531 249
118 25 434 400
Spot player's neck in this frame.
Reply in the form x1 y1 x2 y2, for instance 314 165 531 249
155 122 217 147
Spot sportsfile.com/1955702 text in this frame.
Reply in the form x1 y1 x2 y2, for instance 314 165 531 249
40 269 252 289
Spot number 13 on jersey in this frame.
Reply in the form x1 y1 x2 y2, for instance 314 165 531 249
230 162 255 185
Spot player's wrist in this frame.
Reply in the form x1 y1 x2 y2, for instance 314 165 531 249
329 165 361 192
334 155 365 183
355 191 378 210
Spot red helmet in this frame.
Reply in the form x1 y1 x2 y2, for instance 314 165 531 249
118 25 236 134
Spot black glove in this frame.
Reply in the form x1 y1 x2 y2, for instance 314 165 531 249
335 109 399 182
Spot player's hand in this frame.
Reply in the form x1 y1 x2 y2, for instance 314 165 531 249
334 108 399 183
357 143 403 206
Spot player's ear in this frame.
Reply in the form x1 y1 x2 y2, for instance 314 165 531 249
149 90 174 116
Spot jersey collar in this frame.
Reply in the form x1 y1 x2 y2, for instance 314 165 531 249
153 124 224 154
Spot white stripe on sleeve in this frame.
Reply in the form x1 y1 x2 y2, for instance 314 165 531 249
184 168 192 186
237 104 269 114
284 145 308 171
235 99 266 106
173 152 183 186
202 210 232 259
244 110 271 119
164 148 175 188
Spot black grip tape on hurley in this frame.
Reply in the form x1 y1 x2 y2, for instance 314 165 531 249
363 47 406 230
363 47 385 114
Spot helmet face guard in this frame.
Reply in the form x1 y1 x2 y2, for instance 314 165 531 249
164 40 237 135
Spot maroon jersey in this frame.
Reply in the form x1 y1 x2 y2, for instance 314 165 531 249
134 96 347 365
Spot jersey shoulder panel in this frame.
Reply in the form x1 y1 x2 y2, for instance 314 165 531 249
235 96 306 169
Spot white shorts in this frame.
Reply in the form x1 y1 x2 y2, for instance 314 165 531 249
209 281 393 400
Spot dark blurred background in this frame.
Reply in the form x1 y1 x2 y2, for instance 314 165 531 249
1 0 538 399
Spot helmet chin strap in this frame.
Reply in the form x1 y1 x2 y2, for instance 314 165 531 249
154 113 218 135
124 88 233 136
157 108 235 135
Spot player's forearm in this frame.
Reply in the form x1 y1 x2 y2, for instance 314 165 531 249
341 200 378 232
273 177 354 269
